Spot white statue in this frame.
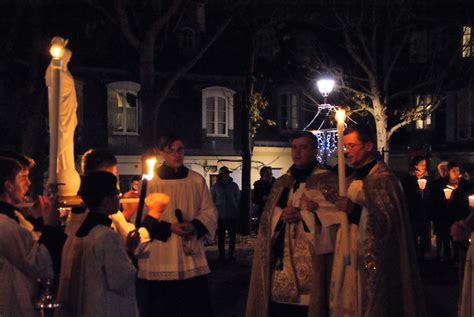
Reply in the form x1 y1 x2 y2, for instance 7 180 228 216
45 38 81 196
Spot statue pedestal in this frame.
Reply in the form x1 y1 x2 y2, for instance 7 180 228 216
57 168 81 196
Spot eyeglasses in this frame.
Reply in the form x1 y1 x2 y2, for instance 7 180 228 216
343 143 364 150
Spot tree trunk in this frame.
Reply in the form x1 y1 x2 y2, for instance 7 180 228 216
372 99 389 163
240 22 256 235
139 42 156 150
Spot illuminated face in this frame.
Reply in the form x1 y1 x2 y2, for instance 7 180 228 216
7 169 31 204
291 137 317 169
415 160 427 174
343 131 374 168
448 167 461 182
131 180 140 191
161 140 185 170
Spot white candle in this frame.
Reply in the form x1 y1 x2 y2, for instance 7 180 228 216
335 108 346 197
417 179 427 190
469 195 474 207
444 188 453 200
48 58 62 186
135 157 157 227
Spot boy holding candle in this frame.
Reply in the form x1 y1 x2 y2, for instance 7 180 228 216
64 171 139 316
136 134 217 317
0 156 65 316
57 149 169 316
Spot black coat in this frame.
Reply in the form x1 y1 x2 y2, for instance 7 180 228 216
401 174 429 227
429 178 472 233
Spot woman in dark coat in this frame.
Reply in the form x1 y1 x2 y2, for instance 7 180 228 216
402 156 430 258
430 161 471 261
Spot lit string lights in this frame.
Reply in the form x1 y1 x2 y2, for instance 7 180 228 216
304 103 354 164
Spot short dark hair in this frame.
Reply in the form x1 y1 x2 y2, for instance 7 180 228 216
289 131 317 149
81 149 117 175
447 161 459 172
0 150 35 170
158 134 183 151
79 171 120 210
0 157 22 195
344 124 376 147
411 156 426 169
131 175 141 182
260 166 272 177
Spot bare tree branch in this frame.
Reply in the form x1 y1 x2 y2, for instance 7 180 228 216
152 0 250 130
383 31 409 96
115 0 140 48
147 0 185 44
387 98 443 139
85 0 120 27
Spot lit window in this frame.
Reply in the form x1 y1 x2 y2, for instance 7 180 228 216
202 86 235 137
462 26 473 58
279 92 298 130
415 95 432 130
107 82 140 136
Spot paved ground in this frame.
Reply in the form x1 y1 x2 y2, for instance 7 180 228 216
206 234 461 317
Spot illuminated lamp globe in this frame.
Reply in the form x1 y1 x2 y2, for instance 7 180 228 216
317 79 335 97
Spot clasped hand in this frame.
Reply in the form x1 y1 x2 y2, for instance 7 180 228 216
337 196 354 214
171 221 195 237
281 194 319 223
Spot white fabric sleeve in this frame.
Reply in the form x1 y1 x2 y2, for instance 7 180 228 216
109 211 150 244
0 223 53 280
194 177 218 240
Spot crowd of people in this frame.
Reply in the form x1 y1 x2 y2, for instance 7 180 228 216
2 125 474 316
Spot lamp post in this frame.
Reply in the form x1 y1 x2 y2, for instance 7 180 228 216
47 38 66 189
317 78 335 104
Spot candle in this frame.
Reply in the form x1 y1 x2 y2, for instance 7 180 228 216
444 188 453 200
335 108 346 197
47 58 62 187
469 195 474 208
417 179 427 190
135 158 157 227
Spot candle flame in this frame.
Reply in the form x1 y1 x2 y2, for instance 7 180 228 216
50 44 65 59
335 108 346 123
144 158 157 180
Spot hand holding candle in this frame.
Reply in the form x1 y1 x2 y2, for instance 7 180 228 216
469 195 474 208
135 157 157 227
444 188 453 200
417 179 427 191
145 193 170 220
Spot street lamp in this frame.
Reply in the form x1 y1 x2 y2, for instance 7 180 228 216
317 78 335 99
